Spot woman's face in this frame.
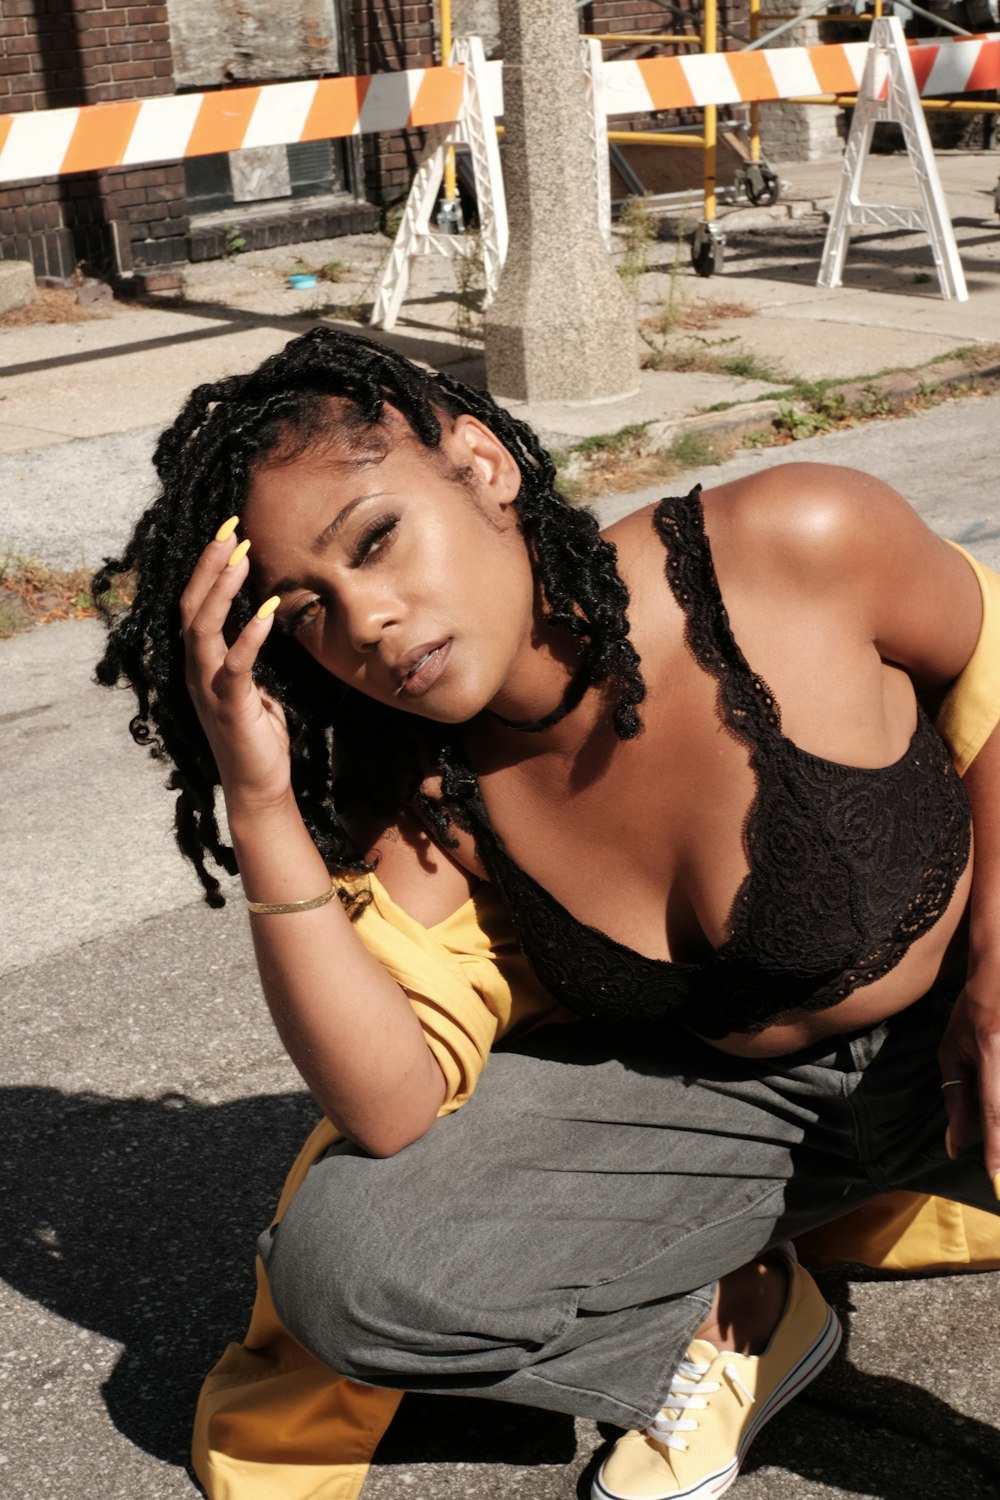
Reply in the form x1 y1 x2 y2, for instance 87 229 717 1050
244 410 546 725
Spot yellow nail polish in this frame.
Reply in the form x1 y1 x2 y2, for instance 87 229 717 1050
945 1125 957 1161
993 1172 1000 1202
214 515 239 544
227 538 251 568
256 594 281 621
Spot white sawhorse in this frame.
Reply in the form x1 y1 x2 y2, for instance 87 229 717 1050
819 16 967 301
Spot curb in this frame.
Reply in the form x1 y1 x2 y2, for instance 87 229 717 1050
639 350 1000 460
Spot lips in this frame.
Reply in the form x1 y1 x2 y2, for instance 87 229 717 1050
392 639 452 698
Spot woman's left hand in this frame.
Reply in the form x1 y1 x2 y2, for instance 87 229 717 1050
938 964 1000 1193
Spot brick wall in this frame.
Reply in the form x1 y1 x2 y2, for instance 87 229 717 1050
351 0 437 205
0 2 188 277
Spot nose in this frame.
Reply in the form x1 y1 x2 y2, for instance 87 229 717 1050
340 580 400 655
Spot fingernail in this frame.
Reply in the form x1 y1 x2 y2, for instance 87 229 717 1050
227 539 251 568
256 595 281 621
993 1173 1000 1202
945 1125 957 1161
215 515 239 544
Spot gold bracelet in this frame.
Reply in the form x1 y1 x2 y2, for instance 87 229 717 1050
245 877 338 915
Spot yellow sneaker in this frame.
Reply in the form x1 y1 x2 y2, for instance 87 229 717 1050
592 1257 841 1500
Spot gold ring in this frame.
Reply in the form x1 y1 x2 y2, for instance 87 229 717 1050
940 1080 965 1089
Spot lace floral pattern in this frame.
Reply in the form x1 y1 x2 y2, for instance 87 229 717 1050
450 488 971 1039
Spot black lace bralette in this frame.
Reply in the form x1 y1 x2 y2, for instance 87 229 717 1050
446 488 971 1038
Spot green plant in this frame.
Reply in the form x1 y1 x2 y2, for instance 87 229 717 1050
718 350 786 382
772 402 836 441
572 422 650 460
618 195 656 299
223 223 247 257
667 430 720 469
452 231 486 345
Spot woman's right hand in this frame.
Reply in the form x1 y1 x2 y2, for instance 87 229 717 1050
179 519 291 813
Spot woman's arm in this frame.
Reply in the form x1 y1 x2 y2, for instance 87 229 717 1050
181 527 456 1157
727 462 999 1187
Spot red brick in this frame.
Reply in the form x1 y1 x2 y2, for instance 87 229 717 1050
122 24 152 42
5 34 39 55
1 0 36 16
78 28 109 47
101 9 129 27
151 58 173 77
125 166 165 187
116 60 155 80
150 23 169 40
0 19 26 36
105 44 130 62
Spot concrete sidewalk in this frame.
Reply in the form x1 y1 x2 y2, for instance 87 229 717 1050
2 148 1000 463
3 146 1000 1500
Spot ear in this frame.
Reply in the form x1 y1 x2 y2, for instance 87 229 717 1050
447 413 522 511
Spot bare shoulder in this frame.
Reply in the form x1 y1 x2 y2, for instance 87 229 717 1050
702 462 917 590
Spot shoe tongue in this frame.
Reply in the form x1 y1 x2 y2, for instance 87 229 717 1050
685 1338 720 1366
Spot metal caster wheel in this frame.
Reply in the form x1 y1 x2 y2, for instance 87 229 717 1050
741 162 781 207
690 222 725 278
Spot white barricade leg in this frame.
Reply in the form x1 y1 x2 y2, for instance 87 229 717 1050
818 16 967 301
583 36 613 254
370 35 507 331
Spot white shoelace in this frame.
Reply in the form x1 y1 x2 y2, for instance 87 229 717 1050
645 1359 756 1453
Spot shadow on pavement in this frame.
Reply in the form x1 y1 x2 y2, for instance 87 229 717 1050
0 1085 577 1482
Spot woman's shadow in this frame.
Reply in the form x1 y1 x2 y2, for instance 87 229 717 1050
3 1085 999 1498
0 1083 578 1481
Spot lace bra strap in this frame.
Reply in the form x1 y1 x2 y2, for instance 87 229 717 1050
653 489 783 748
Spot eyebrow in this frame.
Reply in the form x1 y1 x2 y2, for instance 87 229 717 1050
267 492 387 597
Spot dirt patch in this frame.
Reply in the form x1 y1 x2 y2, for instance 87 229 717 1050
0 557 98 638
0 286 119 328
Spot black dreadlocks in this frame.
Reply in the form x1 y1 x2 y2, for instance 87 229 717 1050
93 327 646 906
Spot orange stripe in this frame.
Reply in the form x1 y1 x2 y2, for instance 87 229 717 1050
302 75 369 141
0 115 13 158
726 51 782 103
186 87 261 157
409 64 466 128
60 99 142 174
908 44 939 94
966 38 1000 92
810 44 860 94
636 56 697 111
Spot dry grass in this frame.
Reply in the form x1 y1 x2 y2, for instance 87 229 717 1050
673 297 754 332
0 555 102 638
0 286 121 328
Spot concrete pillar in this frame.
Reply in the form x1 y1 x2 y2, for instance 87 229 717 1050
483 0 639 402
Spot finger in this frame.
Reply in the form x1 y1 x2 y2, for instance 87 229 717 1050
938 1030 978 1159
977 1033 1000 1192
217 594 281 687
178 516 245 630
939 1072 978 1160
182 538 254 676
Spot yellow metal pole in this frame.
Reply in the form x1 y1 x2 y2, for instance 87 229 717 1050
441 0 458 205
749 0 761 164
704 0 718 222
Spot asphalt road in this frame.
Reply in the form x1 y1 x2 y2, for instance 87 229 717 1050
4 394 1000 1499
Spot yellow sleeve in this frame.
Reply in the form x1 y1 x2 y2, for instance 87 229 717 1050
935 542 1000 775
347 873 561 1112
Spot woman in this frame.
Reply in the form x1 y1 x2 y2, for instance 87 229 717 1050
95 327 1000 1500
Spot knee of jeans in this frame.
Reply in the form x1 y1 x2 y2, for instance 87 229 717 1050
258 1149 439 1378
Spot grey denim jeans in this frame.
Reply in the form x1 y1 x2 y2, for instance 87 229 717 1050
260 982 999 1430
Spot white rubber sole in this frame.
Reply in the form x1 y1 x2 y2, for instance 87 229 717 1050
591 1303 842 1500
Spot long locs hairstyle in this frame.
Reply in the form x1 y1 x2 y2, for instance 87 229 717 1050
93 327 646 906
